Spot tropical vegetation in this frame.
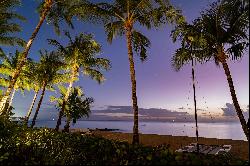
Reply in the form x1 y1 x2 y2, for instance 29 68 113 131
50 85 94 132
0 119 247 165
30 50 67 128
172 0 249 140
48 32 110 131
0 0 249 164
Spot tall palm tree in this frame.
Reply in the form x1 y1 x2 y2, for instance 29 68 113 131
23 61 41 125
171 22 209 152
81 0 184 144
192 0 249 140
0 0 90 114
0 0 54 114
30 50 67 128
0 51 32 114
50 85 94 132
0 0 26 47
49 32 111 131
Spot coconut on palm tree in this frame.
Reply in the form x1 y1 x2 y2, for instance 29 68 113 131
48 32 111 131
30 50 68 128
79 0 184 144
192 0 249 140
50 85 94 132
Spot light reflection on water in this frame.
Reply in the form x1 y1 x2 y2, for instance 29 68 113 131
34 120 247 141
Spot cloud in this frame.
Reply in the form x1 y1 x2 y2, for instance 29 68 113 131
221 103 249 119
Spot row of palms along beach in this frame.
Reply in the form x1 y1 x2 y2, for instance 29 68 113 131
0 0 249 145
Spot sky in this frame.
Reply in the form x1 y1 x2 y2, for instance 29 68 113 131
2 0 249 117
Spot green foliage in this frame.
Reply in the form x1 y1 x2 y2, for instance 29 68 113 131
194 0 248 63
0 50 33 93
0 0 26 47
172 0 249 70
132 31 151 62
48 32 111 84
171 22 210 71
36 50 69 88
0 120 247 165
37 0 106 35
51 86 94 124
79 0 184 62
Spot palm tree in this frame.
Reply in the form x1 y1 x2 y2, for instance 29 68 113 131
81 0 184 144
50 85 94 132
30 50 67 128
0 0 26 47
0 51 32 114
171 22 209 152
0 0 54 114
0 0 90 114
49 32 111 131
192 0 249 140
23 61 41 125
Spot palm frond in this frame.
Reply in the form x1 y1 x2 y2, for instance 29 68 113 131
0 0 26 47
104 21 125 43
83 68 105 84
131 30 151 62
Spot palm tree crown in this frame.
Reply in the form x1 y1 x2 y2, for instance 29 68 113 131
194 0 249 63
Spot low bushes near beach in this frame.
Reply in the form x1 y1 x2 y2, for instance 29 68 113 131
0 119 248 165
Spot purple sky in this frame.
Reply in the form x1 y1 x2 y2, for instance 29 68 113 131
3 0 249 117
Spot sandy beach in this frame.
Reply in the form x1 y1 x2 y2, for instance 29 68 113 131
91 131 249 160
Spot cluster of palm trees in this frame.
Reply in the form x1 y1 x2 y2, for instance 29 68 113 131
0 0 249 145
171 0 249 141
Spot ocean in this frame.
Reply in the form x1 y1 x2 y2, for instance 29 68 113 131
34 120 247 141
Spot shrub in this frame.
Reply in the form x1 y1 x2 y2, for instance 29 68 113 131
0 119 247 165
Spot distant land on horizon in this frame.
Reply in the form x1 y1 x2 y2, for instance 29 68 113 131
21 104 248 123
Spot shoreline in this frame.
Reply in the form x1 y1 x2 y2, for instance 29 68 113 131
90 130 249 160
35 119 243 123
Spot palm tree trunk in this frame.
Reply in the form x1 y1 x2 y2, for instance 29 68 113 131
0 96 8 115
221 60 249 140
7 88 16 114
191 58 199 152
24 90 39 125
55 68 77 131
63 116 71 132
31 82 47 128
126 25 139 145
0 0 53 115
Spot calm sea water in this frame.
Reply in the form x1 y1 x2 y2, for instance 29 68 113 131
34 120 247 141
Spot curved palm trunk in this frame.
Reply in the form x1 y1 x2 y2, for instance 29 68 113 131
191 58 199 152
7 88 16 114
0 0 53 115
55 68 77 131
31 82 47 128
221 60 249 140
24 90 39 125
126 26 139 145
63 116 71 132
